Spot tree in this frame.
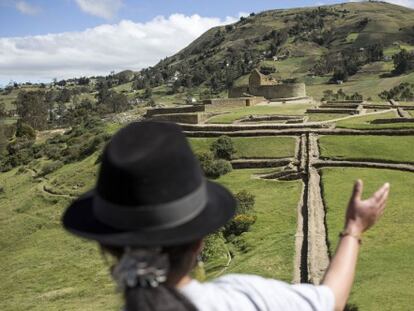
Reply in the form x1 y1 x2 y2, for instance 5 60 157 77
106 92 129 113
57 88 72 103
16 90 48 130
331 68 348 83
143 87 152 99
366 43 384 62
78 77 90 85
210 136 236 160
322 89 334 101
0 102 5 117
0 124 7 155
393 49 414 75
15 120 36 140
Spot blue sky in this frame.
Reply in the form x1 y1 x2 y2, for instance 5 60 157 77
0 0 355 37
0 0 413 85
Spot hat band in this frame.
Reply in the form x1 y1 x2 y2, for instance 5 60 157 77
93 181 208 231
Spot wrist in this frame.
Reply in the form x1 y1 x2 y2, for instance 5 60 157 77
344 222 364 236
339 230 362 245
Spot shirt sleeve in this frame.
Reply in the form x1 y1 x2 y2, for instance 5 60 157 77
208 274 335 311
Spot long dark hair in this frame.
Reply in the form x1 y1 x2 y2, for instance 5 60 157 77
102 243 198 311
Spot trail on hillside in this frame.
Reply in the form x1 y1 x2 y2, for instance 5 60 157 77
26 168 75 200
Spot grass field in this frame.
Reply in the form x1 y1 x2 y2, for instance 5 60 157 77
189 136 297 159
322 168 414 310
335 111 414 129
216 169 302 281
206 104 312 124
319 135 414 163
306 113 350 122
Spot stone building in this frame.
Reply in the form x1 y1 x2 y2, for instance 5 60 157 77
229 69 307 100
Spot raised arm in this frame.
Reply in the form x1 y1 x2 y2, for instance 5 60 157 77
322 180 390 311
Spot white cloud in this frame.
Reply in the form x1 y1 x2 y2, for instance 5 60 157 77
382 0 414 7
348 0 414 8
15 1 40 15
0 14 237 84
75 0 123 20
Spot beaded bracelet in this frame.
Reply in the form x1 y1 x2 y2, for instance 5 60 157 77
339 230 362 245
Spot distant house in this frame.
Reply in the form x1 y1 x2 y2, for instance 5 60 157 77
166 71 181 86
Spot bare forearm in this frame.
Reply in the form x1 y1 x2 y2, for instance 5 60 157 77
322 234 360 311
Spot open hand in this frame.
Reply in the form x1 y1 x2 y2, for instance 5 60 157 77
345 180 390 235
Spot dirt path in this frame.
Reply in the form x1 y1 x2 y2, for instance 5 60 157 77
26 168 75 199
305 134 330 284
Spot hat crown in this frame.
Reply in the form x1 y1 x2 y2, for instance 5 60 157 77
97 121 203 207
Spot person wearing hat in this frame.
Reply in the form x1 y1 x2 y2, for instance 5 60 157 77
63 121 390 311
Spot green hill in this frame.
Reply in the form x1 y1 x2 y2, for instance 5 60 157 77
135 1 414 100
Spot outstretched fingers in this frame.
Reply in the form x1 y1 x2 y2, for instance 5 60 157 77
352 179 363 201
372 183 390 204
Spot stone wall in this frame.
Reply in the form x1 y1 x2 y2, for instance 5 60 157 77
250 83 306 100
246 97 267 106
371 118 414 124
228 86 249 98
306 108 359 114
203 97 265 111
148 113 208 124
146 105 205 117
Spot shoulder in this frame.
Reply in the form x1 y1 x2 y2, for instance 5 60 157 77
180 274 334 311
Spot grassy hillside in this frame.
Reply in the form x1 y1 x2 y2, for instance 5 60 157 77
141 1 414 101
0 137 302 310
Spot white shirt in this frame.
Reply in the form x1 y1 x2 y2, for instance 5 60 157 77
180 274 335 311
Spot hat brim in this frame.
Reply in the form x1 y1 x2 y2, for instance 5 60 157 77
62 181 236 247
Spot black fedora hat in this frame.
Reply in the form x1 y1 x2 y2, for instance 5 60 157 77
62 121 236 246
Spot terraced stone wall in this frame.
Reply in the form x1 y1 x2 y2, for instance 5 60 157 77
146 105 205 117
250 83 306 100
229 86 249 98
149 113 208 124
203 97 264 111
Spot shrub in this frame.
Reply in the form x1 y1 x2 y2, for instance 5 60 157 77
224 214 257 237
379 83 414 101
38 161 64 177
41 144 63 160
7 138 34 155
15 121 36 140
235 190 255 215
210 136 236 160
201 232 226 261
197 152 233 179
2 124 16 139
